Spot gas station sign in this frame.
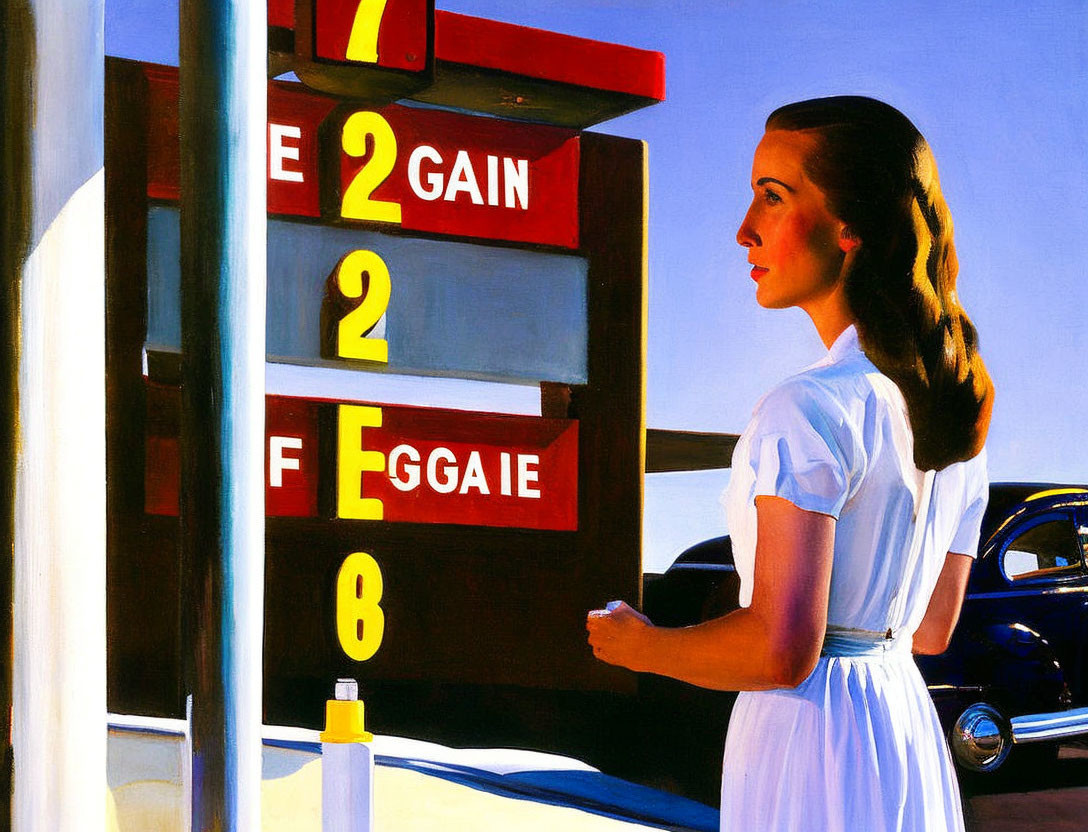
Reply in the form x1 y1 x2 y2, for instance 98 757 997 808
144 387 578 530
106 3 663 736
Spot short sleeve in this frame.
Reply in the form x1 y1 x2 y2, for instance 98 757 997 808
949 448 989 557
744 380 856 519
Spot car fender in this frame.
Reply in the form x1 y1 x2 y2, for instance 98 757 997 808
967 621 1068 714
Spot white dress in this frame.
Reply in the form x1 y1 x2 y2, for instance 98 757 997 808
719 325 988 832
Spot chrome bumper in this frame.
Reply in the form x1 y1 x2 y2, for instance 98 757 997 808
1011 706 1088 744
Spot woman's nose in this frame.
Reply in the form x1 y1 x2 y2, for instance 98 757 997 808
736 209 759 248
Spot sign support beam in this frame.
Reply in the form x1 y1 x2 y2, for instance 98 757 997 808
178 2 267 829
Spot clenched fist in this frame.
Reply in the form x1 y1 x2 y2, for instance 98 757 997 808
585 600 654 672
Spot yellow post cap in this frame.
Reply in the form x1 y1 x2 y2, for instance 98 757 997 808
319 678 374 743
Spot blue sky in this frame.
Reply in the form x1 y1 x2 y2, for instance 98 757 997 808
107 1 1088 571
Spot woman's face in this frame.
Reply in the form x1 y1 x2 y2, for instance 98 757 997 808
736 130 853 312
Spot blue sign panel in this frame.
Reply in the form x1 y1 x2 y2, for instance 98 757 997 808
146 206 588 384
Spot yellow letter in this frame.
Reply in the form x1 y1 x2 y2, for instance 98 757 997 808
337 404 385 520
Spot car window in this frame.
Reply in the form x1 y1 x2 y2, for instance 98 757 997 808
1002 517 1084 581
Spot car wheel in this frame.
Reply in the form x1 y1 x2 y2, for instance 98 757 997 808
949 702 1012 773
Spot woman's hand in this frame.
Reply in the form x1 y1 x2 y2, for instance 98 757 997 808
585 601 654 672
581 498 834 691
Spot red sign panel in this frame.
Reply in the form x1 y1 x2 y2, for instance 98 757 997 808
145 388 322 518
145 68 339 219
264 85 341 217
142 64 579 248
343 402 578 530
145 386 578 531
265 397 322 516
314 0 429 72
269 5 666 104
268 0 294 29
336 104 580 248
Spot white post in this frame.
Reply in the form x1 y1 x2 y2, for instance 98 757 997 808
178 1 267 829
322 679 375 832
4 1 107 829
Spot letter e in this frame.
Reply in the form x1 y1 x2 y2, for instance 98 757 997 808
518 454 540 499
269 124 304 183
337 404 385 519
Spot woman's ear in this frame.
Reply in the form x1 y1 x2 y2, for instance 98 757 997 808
839 225 861 253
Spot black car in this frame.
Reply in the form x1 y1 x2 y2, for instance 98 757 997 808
643 483 1088 779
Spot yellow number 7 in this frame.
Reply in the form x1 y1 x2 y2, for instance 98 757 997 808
346 0 390 64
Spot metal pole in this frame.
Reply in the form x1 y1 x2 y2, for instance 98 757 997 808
178 1 267 830
0 4 28 824
1 0 107 829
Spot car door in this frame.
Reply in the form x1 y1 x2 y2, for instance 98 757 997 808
974 507 1088 708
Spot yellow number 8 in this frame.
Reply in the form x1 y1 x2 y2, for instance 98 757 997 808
336 551 385 661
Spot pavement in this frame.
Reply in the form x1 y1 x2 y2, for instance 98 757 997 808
108 715 1088 831
106 715 718 832
963 744 1088 832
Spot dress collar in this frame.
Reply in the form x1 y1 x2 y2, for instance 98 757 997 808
827 324 861 364
802 324 862 373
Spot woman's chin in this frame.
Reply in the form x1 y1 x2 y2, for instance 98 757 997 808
754 289 788 310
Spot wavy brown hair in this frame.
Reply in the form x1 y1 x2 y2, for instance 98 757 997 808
767 96 993 471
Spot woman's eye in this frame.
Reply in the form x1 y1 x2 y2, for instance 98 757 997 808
763 189 783 205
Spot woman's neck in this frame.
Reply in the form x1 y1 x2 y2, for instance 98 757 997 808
803 286 856 349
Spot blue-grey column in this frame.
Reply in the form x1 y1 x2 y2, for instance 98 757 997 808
178 1 267 830
1 1 107 829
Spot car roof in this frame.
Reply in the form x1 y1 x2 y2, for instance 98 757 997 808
671 535 731 567
981 482 1088 551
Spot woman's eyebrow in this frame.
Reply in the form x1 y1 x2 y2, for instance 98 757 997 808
755 176 796 192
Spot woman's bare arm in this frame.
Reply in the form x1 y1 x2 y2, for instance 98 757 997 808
586 495 835 691
912 552 973 655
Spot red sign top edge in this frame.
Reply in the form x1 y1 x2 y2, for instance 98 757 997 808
268 2 665 102
433 11 665 102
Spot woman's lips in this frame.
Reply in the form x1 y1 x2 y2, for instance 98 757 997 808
751 266 769 281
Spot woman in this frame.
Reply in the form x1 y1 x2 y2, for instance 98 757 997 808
586 96 994 831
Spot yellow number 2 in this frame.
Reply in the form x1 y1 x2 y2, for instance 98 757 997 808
336 551 385 662
341 111 402 224
345 0 390 64
336 250 391 363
